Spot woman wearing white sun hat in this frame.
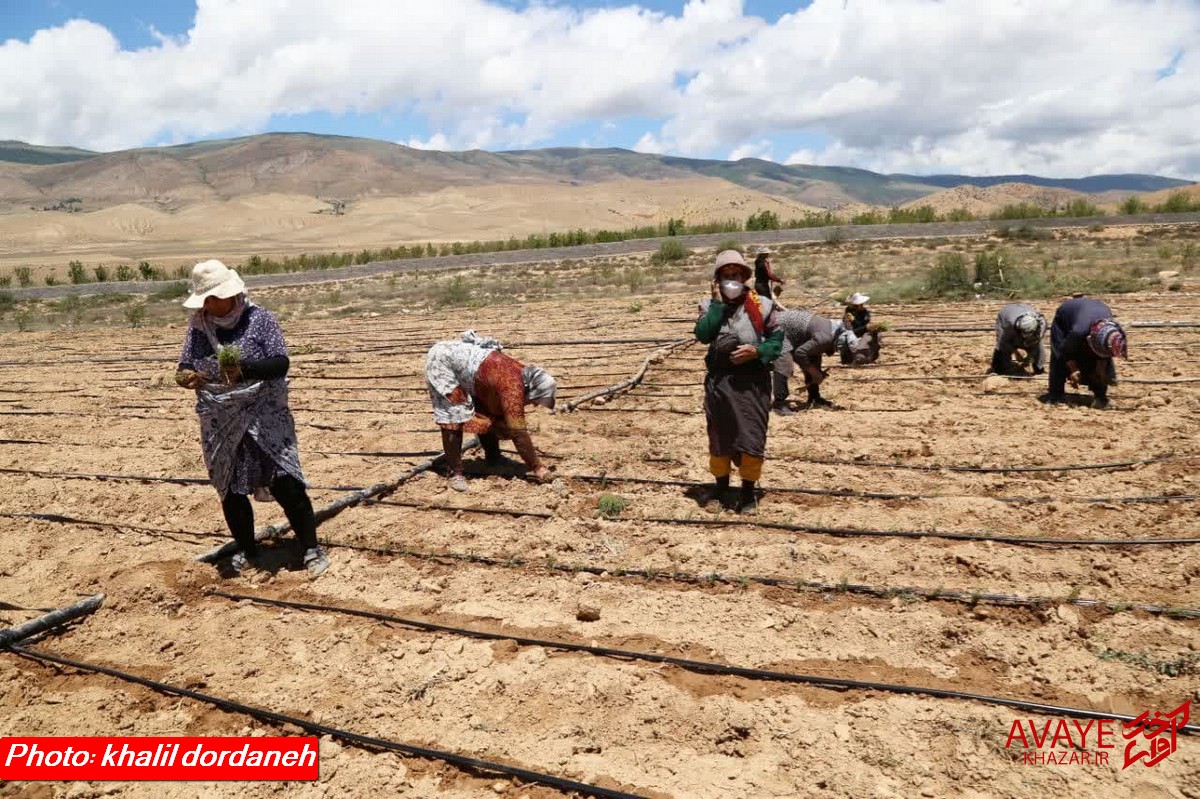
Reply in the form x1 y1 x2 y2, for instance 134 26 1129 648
175 259 328 577
835 292 882 365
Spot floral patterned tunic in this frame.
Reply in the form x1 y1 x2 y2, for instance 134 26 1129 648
177 305 306 497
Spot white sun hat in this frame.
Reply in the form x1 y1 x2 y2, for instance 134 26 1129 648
183 259 246 309
847 292 870 305
755 246 773 256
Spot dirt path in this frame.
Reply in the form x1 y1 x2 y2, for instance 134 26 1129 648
10 212 1200 301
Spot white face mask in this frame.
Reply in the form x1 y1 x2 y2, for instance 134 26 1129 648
719 280 745 300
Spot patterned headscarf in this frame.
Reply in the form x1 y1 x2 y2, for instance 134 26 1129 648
522 365 557 409
1015 313 1044 348
1088 319 1127 359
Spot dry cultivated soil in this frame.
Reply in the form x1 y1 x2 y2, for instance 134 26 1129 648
1 243 1199 797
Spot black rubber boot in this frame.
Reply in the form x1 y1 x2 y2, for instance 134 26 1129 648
704 475 731 509
806 385 834 409
736 480 758 515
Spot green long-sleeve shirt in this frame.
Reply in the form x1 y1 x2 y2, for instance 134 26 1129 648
694 299 783 368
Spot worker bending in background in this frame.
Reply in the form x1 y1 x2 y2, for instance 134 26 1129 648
990 302 1047 375
772 308 837 415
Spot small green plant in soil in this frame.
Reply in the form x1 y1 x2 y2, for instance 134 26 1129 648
596 494 628 519
1096 649 1200 677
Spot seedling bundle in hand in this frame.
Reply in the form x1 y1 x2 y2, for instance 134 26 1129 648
217 345 241 370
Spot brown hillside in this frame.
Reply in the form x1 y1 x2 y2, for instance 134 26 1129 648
0 178 822 273
901 182 1095 216
1140 182 1200 206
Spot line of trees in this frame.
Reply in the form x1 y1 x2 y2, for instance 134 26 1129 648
9 190 1199 286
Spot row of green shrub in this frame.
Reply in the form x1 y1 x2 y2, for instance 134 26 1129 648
866 249 1155 304
6 191 1197 288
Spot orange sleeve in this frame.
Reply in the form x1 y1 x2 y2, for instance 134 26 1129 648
499 374 527 430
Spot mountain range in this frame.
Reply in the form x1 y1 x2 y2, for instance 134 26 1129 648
0 134 1190 211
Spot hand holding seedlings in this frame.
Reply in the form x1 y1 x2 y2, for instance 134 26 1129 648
217 345 242 385
175 369 207 390
1066 359 1081 388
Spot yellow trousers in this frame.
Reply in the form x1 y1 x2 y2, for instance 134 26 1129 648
709 454 763 481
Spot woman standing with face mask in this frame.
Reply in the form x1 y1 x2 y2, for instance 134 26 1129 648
176 259 328 577
694 250 784 513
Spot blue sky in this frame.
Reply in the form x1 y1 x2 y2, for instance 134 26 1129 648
0 1 814 156
1 0 1196 178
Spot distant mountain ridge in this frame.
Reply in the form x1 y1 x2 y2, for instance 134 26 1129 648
900 173 1188 193
0 140 97 166
0 134 1191 210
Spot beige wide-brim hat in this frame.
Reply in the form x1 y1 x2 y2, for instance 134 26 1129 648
713 249 752 281
847 292 870 305
182 259 245 309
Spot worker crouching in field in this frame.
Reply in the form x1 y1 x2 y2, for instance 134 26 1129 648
426 331 556 491
990 302 1047 375
835 293 883 365
175 260 328 577
695 250 784 513
772 308 837 415
1042 297 1127 409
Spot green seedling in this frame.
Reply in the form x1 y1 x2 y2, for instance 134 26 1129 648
217 345 241 370
596 493 627 519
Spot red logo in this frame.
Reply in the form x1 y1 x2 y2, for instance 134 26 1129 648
1122 700 1191 769
1004 700 1191 769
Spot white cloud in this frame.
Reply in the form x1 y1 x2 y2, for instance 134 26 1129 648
1 0 1198 178
405 133 451 151
632 132 665 154
728 139 773 162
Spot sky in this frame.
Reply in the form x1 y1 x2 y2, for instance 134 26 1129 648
1 0 1198 179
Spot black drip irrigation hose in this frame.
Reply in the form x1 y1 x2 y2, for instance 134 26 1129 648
636 515 1200 548
7 646 648 799
0 512 224 544
299 537 1200 620
0 467 364 492
775 454 1191 474
0 467 207 485
364 499 553 519
209 592 1200 735
567 474 1200 506
0 410 165 421
358 498 1199 547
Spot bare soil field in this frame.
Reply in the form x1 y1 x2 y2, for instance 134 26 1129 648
1 279 1199 798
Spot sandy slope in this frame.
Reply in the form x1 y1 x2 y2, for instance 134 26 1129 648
901 183 1099 215
0 178 819 274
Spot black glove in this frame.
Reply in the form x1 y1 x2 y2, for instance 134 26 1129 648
240 355 290 381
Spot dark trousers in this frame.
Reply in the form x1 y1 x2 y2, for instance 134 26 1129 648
479 432 504 462
1048 353 1112 400
220 474 317 557
772 372 790 404
773 372 821 404
990 348 1010 375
